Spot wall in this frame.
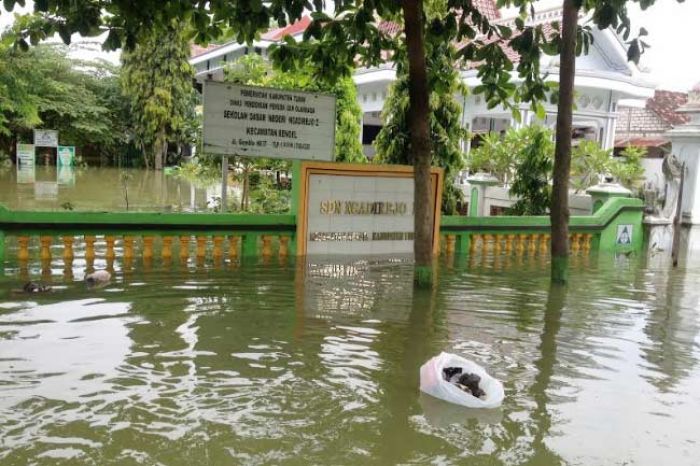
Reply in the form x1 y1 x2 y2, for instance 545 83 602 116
641 157 664 192
458 182 593 216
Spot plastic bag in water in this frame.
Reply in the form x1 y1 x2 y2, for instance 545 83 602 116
419 352 504 409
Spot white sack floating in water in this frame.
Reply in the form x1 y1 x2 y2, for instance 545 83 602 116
419 352 504 409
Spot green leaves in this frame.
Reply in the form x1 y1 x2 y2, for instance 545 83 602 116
0 42 129 155
509 127 554 216
374 37 466 214
121 23 196 167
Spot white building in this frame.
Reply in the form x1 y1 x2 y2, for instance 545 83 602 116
189 1 655 159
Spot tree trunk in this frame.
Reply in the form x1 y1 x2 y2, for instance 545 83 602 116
550 0 579 284
402 0 434 287
142 142 151 170
155 133 165 171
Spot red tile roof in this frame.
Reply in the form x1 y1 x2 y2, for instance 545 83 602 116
615 90 690 148
262 0 499 41
646 90 689 126
614 136 669 148
474 0 501 21
616 90 689 140
262 15 312 41
190 43 221 58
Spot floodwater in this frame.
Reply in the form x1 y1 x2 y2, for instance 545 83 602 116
0 166 216 212
1 250 699 465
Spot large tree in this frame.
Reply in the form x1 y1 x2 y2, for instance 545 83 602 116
120 22 195 170
373 30 467 215
3 0 663 284
0 39 129 161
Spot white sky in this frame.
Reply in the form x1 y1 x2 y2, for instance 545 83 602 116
1 0 699 91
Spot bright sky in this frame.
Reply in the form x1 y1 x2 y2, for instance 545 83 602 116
0 0 698 91
627 0 700 91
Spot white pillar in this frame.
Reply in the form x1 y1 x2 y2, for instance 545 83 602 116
668 83 700 224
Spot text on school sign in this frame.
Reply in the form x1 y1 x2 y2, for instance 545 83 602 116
202 82 336 160
297 163 443 257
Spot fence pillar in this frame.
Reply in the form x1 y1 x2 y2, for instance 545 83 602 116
0 230 4 274
466 173 499 216
242 234 258 257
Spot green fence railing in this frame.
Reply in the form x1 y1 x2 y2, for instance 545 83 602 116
438 196 644 257
0 196 643 272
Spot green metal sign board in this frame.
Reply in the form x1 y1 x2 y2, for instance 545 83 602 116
57 145 75 168
16 143 35 184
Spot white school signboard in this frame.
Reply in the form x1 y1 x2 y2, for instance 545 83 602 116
33 129 59 148
297 162 443 256
203 82 336 160
16 143 35 184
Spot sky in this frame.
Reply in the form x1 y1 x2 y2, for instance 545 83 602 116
1 0 699 91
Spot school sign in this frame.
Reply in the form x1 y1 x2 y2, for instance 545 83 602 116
202 82 336 161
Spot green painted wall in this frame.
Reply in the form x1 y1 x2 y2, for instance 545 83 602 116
441 197 644 253
469 187 479 217
0 196 643 259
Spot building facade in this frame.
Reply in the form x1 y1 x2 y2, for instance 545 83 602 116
189 2 656 160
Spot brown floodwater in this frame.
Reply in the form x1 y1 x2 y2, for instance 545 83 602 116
0 166 216 212
0 249 699 465
1 166 700 465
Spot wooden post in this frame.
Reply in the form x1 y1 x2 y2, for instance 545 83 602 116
84 236 96 262
483 234 492 254
212 236 224 262
279 236 289 258
18 236 30 262
162 236 173 262
179 236 190 262
583 233 592 253
105 236 116 260
62 235 74 261
196 236 207 262
261 235 273 259
505 234 515 254
445 234 456 256
40 236 52 262
143 236 154 263
123 236 134 260
221 156 228 213
123 235 134 271
540 234 549 255
516 234 526 256
469 234 479 255
570 233 581 253
228 236 240 261
672 162 685 267
528 234 537 255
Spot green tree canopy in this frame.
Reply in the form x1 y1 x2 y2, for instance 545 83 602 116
121 21 196 170
373 35 467 214
0 41 129 160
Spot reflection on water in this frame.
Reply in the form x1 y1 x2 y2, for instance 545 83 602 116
0 166 215 212
1 254 700 464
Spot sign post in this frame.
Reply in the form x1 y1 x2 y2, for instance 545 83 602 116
57 145 75 167
203 82 336 161
16 143 35 184
296 162 443 257
221 156 228 212
203 82 337 214
57 145 76 185
33 129 59 148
